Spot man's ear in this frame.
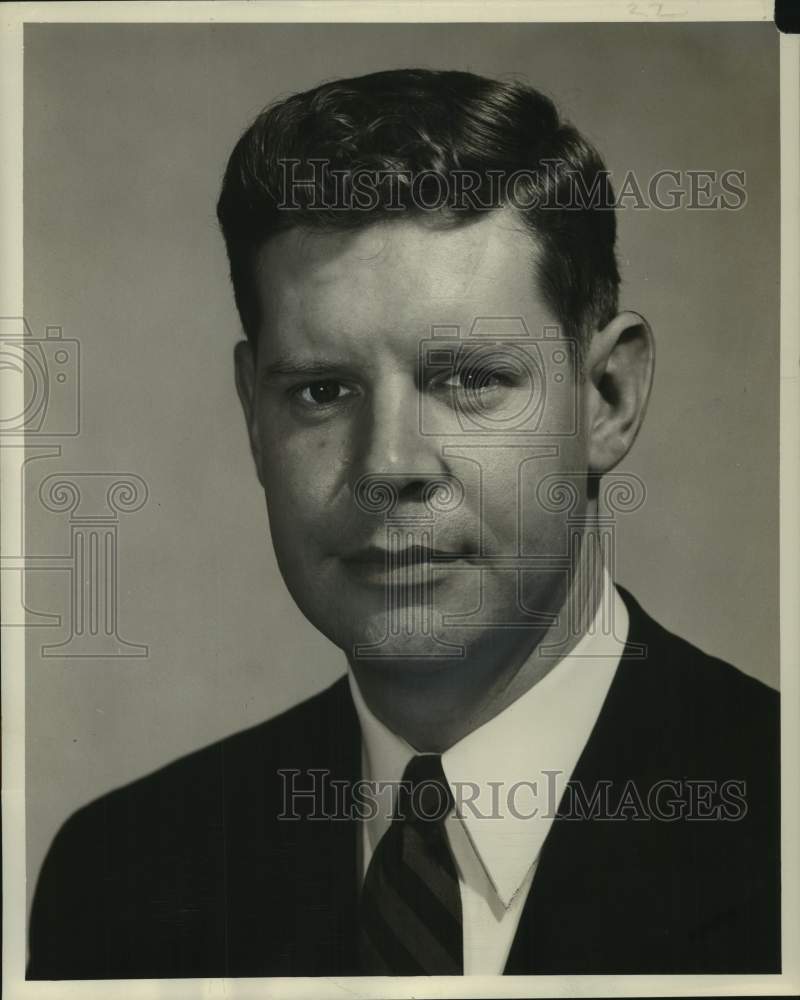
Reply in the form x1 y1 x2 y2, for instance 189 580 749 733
585 311 655 474
234 339 265 487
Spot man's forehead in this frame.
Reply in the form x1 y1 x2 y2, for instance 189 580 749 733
255 208 542 310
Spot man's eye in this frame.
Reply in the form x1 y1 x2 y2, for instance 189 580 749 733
296 380 354 406
441 367 512 392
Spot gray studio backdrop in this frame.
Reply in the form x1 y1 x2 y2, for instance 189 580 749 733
24 21 780 914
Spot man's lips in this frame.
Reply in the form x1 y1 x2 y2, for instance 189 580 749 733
340 543 470 584
342 543 466 567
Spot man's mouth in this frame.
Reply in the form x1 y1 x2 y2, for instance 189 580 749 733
341 543 468 585
346 543 463 564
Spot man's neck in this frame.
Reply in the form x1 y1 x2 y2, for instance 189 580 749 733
348 526 607 753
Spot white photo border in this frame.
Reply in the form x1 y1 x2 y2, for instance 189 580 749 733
2 2 797 998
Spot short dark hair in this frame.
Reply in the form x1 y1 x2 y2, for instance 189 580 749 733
216 68 620 351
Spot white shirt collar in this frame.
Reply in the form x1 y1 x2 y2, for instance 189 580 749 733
348 569 628 909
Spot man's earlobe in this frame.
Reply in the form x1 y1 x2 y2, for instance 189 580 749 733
233 339 265 486
586 311 655 475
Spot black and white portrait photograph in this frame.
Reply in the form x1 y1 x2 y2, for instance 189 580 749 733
1 3 798 998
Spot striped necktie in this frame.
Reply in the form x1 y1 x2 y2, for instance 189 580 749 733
358 753 464 975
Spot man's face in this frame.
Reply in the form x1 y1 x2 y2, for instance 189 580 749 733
237 210 594 666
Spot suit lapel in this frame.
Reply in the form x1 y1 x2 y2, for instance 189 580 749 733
503 592 658 973
290 676 363 974
223 676 363 976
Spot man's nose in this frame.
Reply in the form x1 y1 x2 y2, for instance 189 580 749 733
354 377 445 496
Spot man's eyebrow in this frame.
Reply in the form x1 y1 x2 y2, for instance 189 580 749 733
260 356 349 377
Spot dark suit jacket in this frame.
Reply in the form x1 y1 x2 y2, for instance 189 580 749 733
27 588 780 978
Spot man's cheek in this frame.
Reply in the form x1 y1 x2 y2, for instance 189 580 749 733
264 461 343 544
478 457 564 553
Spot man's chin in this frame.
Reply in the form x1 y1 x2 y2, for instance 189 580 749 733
295 575 553 665
346 622 469 664
332 608 538 670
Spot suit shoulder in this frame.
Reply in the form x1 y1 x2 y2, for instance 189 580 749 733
45 675 349 840
27 676 351 979
619 584 778 705
615 586 779 775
